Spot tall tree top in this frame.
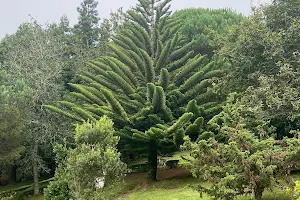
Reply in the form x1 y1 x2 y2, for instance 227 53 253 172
74 0 100 46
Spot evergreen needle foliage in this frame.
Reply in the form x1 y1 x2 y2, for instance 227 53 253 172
48 0 224 180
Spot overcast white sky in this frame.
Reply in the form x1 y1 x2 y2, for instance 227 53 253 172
0 0 270 39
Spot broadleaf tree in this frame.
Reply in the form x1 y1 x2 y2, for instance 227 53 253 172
172 8 244 57
2 21 72 195
47 0 225 180
216 0 300 139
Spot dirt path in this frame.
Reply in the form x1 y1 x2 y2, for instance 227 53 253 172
157 167 191 180
127 167 191 181
117 168 192 199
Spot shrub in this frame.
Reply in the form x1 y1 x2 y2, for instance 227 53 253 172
287 181 300 200
44 116 127 199
183 125 300 200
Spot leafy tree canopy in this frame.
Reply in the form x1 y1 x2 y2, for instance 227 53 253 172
216 0 300 138
172 8 243 57
1 21 72 194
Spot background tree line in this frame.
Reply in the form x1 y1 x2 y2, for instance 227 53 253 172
1 0 300 199
0 0 124 193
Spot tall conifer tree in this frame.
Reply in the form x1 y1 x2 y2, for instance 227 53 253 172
74 0 100 47
48 0 224 180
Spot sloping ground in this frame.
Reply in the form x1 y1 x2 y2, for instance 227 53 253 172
157 167 191 180
122 185 201 200
116 169 297 200
123 185 292 200
2 169 299 199
115 168 201 200
0 176 52 200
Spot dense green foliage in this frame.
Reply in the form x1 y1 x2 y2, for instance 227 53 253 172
183 105 300 199
44 116 127 199
74 0 100 47
181 1 300 199
172 8 243 57
287 180 300 200
50 3 125 89
264 0 300 31
0 21 73 195
47 0 226 180
217 0 300 139
0 69 31 185
0 0 125 193
1 0 300 199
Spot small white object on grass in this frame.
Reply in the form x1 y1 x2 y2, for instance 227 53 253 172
95 177 105 189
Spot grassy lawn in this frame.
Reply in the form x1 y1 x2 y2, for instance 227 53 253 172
111 170 298 200
26 195 45 200
120 176 293 200
2 171 299 200
123 187 201 200
118 177 205 200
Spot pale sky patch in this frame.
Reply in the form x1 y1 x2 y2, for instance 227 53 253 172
0 0 270 39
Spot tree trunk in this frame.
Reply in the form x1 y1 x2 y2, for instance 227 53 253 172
254 187 263 200
150 0 155 58
0 168 9 186
33 143 39 196
10 165 17 183
148 142 157 181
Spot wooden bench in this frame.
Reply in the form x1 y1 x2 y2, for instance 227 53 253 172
165 160 179 169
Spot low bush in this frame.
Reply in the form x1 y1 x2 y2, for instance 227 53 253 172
183 125 300 200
